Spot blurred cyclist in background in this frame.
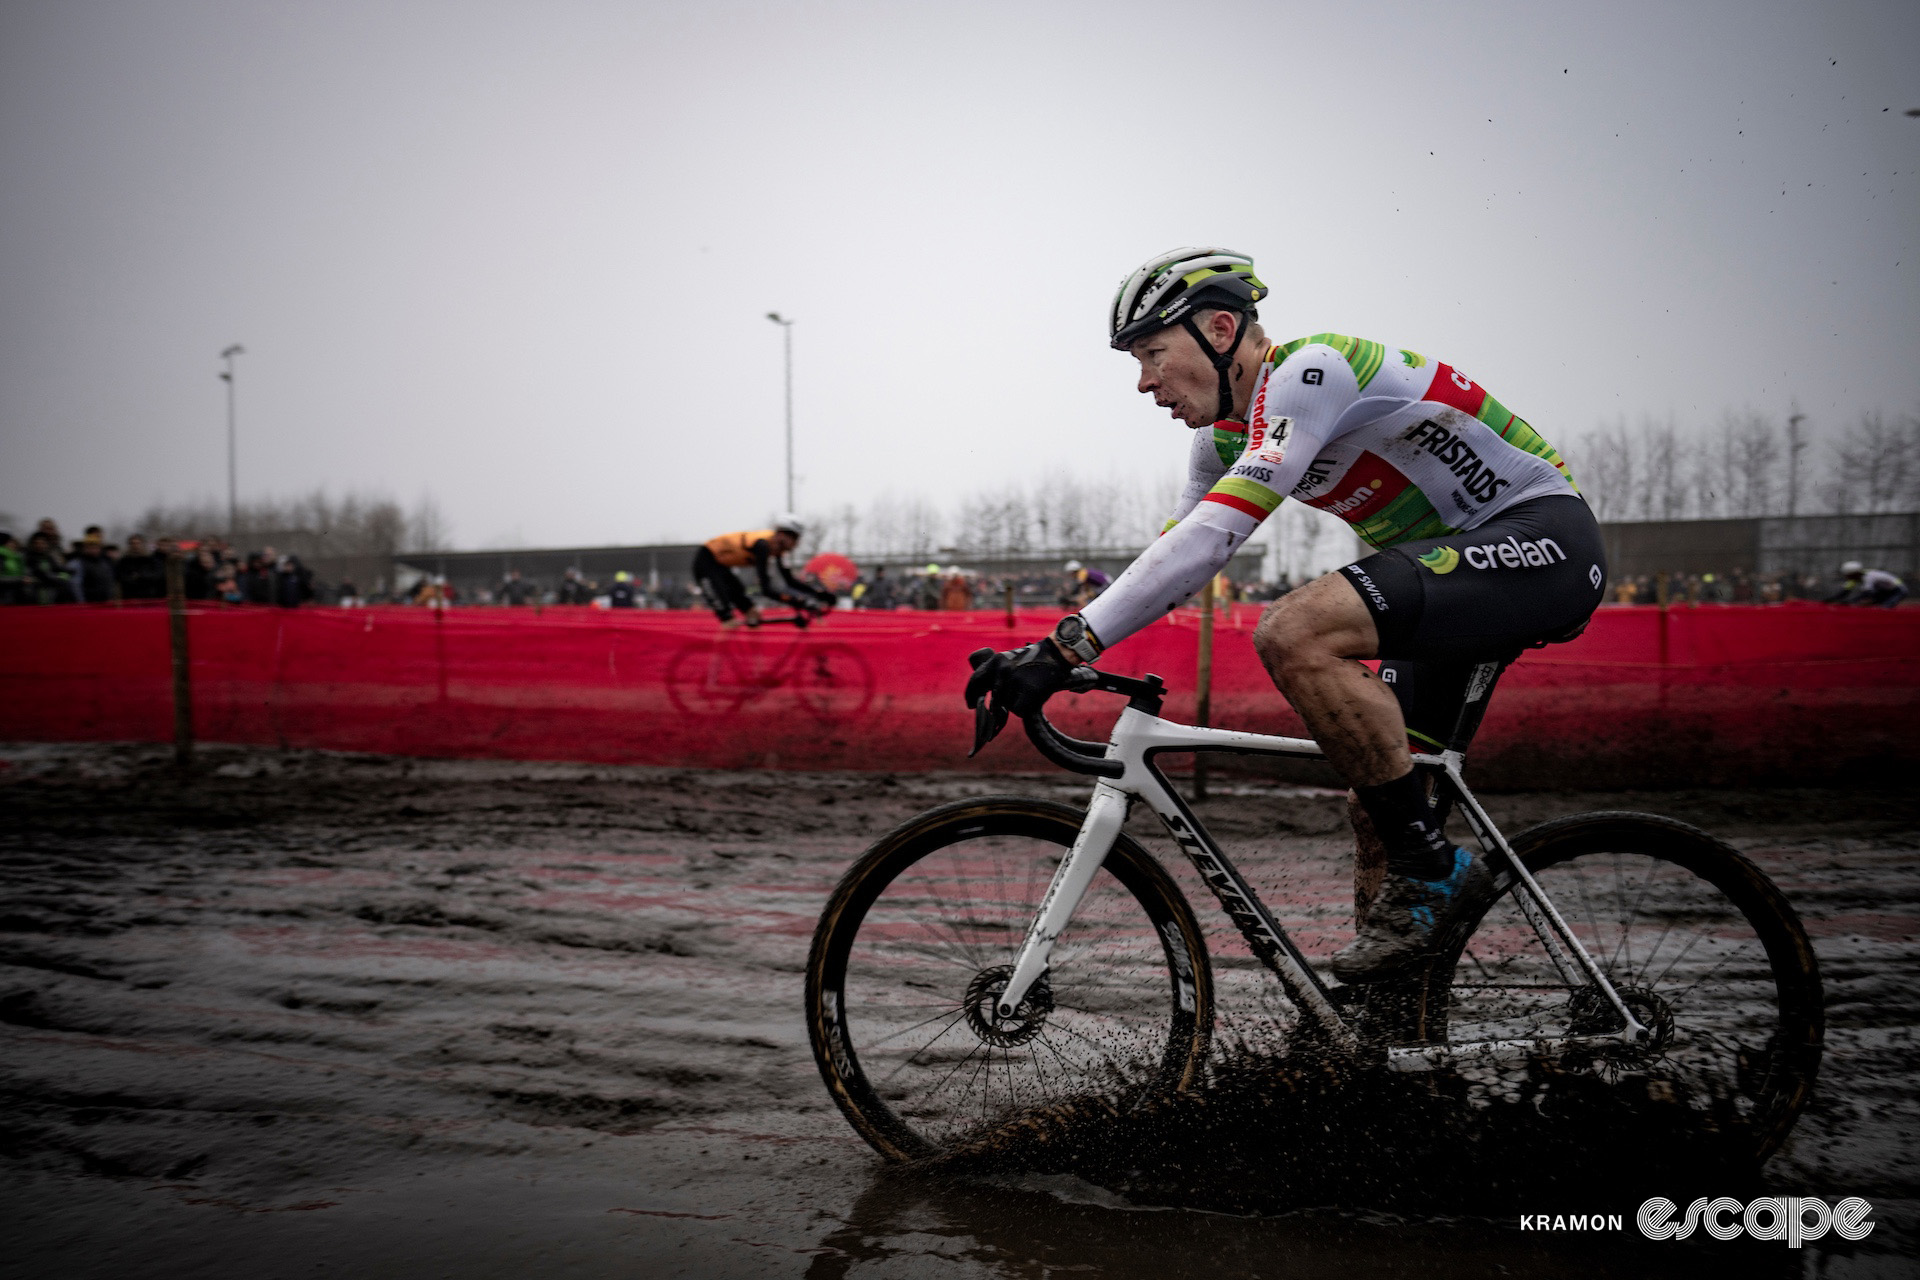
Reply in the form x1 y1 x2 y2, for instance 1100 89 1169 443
1829 560 1907 608
1060 560 1111 608
693 514 835 628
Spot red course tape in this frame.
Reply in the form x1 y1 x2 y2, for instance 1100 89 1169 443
2 602 1914 786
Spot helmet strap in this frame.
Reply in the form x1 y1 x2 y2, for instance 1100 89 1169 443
1181 311 1252 422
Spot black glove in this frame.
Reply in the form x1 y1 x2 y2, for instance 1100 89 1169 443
964 641 1074 756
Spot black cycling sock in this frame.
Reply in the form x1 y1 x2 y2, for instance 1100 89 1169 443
1355 772 1454 879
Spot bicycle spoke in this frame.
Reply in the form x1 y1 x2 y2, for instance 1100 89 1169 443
1647 925 1714 992
1660 943 1745 1011
864 1004 969 1052
1609 852 1635 979
1618 861 1684 986
1569 863 1608 971
876 1010 974 1086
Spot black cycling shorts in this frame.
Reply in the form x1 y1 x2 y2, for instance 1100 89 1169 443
1336 495 1606 753
691 546 754 621
1338 494 1606 663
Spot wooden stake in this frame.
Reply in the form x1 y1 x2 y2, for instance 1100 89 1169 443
1194 577 1215 800
166 552 193 767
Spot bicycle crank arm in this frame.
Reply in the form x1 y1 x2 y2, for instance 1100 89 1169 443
994 784 1129 1019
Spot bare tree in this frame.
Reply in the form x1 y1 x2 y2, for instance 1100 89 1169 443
406 494 452 551
1826 410 1920 514
1717 411 1782 517
1634 417 1686 520
130 488 441 592
1564 419 1633 521
1687 428 1722 519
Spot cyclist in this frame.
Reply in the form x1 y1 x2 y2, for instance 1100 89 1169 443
1060 560 1111 608
693 514 835 627
1828 560 1907 608
967 247 1608 983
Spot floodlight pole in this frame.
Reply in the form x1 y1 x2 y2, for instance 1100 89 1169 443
1786 411 1807 517
766 312 795 511
219 344 245 536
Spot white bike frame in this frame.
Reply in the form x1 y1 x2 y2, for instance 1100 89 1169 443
992 692 1651 1071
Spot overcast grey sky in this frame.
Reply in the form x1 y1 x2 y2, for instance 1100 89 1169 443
3 0 1916 549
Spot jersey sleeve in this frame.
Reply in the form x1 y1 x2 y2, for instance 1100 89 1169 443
1160 427 1229 533
749 541 782 598
1079 346 1361 649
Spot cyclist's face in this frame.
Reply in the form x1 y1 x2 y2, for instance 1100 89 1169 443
773 531 798 554
1130 316 1226 428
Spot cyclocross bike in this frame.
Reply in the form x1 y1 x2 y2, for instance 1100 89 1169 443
805 656 1823 1164
666 609 874 723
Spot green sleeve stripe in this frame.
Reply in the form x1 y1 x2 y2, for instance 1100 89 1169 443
1475 392 1515 432
1481 402 1584 494
1290 331 1386 390
1353 503 1457 549
1211 475 1284 514
1346 338 1385 389
1366 484 1443 529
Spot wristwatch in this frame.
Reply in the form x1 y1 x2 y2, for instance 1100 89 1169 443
1051 614 1103 664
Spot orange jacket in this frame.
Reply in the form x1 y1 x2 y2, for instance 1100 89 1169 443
704 529 776 568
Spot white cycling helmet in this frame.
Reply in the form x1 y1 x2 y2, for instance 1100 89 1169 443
1063 560 1082 572
1109 247 1267 350
773 512 805 537
1110 247 1269 421
1840 560 1864 576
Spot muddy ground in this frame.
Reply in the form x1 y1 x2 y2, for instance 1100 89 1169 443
1 743 1916 1279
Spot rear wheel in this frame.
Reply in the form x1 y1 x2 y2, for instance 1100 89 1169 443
1420 812 1823 1160
806 796 1214 1161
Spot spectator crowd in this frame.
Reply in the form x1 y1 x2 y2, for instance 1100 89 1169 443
0 518 316 608
1606 567 1905 606
6 515 1901 614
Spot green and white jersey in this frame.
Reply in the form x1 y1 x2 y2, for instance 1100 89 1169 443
1173 335 1579 547
1081 334 1584 648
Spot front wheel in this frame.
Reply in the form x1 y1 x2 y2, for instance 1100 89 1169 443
1423 812 1823 1161
806 796 1214 1161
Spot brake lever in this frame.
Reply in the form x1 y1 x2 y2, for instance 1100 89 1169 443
966 646 1007 757
968 698 1008 757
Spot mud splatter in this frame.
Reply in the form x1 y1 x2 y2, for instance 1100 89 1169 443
922 1045 1763 1218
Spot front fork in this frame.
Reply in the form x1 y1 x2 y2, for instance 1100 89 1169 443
994 783 1129 1019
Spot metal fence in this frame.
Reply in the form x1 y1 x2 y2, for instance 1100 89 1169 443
1598 512 1917 580
1758 513 1920 579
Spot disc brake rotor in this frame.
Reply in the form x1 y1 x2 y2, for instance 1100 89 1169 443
964 963 1054 1048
